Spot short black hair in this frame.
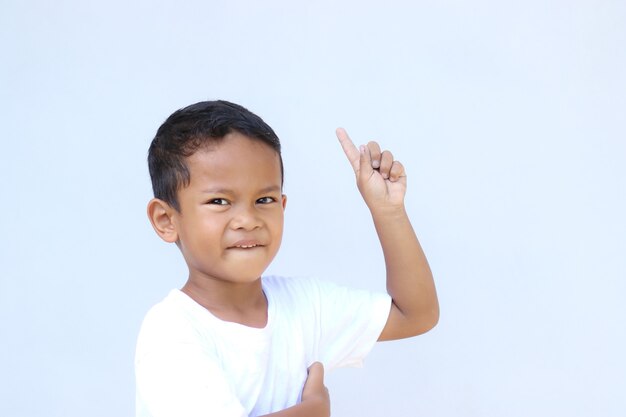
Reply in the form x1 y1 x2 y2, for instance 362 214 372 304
148 100 283 211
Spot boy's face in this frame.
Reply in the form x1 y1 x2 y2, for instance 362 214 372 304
172 132 286 286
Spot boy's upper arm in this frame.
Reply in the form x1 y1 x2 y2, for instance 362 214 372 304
377 301 435 341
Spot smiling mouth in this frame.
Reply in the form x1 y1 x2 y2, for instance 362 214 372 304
228 242 264 249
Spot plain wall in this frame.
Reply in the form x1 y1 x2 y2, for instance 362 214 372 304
1 1 625 416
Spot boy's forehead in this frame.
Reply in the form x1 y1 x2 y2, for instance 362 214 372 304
185 133 282 185
187 133 279 163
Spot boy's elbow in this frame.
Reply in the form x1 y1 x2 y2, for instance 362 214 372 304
427 308 440 331
413 306 439 335
406 299 439 336
420 289 440 333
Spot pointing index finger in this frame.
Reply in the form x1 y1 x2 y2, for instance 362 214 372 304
336 127 360 173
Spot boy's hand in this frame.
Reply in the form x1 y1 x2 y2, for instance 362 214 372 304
301 362 330 416
261 362 330 416
336 128 407 213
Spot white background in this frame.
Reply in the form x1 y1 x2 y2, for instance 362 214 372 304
1 1 625 416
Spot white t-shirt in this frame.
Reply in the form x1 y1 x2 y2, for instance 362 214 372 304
135 276 391 417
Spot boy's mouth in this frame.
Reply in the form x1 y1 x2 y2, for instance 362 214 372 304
228 240 264 249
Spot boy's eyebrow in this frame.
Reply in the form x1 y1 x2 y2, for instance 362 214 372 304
201 187 232 194
201 185 282 194
259 185 282 194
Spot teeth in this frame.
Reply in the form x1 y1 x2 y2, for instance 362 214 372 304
237 244 258 248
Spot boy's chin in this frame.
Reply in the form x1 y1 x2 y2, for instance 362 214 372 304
217 269 269 285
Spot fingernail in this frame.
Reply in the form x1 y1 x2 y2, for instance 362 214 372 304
372 160 380 168
360 145 366 154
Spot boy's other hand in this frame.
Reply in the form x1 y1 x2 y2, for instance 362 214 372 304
301 362 330 416
336 128 407 213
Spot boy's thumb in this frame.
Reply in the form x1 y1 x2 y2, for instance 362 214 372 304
307 362 325 385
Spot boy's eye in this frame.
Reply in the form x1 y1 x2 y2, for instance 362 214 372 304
207 198 229 205
256 196 276 204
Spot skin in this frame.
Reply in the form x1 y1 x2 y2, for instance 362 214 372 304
147 129 439 417
336 128 439 341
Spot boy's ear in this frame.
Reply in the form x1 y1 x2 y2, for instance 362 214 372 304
281 194 287 210
147 198 179 243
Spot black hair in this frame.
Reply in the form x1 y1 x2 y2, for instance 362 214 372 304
148 100 283 211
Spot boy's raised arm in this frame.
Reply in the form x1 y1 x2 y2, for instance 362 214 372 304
336 128 439 341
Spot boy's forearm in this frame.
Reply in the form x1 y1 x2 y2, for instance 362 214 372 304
261 398 329 417
372 205 439 336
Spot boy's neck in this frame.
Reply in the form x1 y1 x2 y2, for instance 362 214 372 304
181 277 268 328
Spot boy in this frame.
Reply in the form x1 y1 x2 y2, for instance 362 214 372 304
135 100 439 417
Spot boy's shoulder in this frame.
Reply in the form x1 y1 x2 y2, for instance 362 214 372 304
136 290 201 346
262 275 351 309
262 275 321 297
263 275 390 319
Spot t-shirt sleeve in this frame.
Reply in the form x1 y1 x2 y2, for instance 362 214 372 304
135 309 248 417
309 278 392 370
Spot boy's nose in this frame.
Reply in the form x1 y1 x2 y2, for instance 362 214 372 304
230 206 262 230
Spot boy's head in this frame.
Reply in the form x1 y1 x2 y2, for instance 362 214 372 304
148 100 283 212
147 100 287 284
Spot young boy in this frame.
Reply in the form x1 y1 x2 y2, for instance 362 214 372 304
135 100 439 417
